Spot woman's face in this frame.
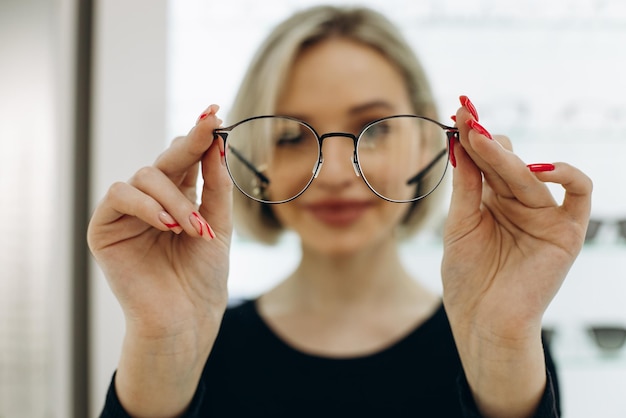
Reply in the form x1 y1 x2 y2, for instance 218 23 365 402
271 38 417 255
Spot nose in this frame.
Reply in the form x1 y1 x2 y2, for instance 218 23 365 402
314 134 360 186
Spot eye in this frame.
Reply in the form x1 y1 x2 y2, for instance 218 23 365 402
276 131 305 146
360 121 392 148
274 121 312 147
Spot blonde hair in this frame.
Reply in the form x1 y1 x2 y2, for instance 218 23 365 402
228 5 446 244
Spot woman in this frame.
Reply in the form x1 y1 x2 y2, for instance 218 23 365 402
89 6 592 418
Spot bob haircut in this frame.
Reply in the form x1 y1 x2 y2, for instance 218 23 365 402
228 5 448 244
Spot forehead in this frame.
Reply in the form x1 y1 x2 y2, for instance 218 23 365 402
277 38 411 117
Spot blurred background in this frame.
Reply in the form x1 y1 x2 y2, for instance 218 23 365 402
1 0 625 416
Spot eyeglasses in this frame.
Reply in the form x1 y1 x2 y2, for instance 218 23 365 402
587 326 626 352
540 325 626 353
213 115 458 204
584 218 626 243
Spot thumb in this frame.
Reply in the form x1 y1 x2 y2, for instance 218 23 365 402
198 136 233 239
446 138 483 231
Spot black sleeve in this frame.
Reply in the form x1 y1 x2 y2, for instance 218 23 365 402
99 372 207 418
99 373 131 418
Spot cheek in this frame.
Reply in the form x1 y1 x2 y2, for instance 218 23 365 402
359 141 427 201
264 142 319 202
266 168 313 201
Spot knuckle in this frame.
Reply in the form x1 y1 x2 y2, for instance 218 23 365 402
135 195 157 214
171 135 186 145
106 181 128 202
131 166 159 185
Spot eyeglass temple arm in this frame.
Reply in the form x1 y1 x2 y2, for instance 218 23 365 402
405 149 447 186
406 130 457 186
213 132 270 186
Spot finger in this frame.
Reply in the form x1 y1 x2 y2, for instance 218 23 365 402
455 97 516 199
198 133 233 237
476 136 562 208
154 104 222 181
158 137 201 202
447 133 483 228
130 165 215 240
447 106 509 227
89 181 182 245
180 161 200 203
456 113 516 199
457 110 557 208
475 136 560 208
530 162 593 223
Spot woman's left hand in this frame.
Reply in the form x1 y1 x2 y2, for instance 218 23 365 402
441 96 592 418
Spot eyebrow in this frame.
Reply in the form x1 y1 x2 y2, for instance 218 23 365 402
347 100 395 115
279 100 396 121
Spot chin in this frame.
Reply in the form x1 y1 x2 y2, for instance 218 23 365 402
300 227 392 258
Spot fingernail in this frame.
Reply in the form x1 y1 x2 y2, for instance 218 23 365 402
190 212 215 241
219 140 226 158
450 115 457 123
196 104 219 125
460 95 479 121
196 112 211 124
159 211 183 234
466 119 493 140
527 163 555 172
449 138 457 168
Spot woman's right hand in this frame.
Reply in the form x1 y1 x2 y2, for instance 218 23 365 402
87 105 233 416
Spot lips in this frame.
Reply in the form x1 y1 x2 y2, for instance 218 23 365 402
303 200 373 227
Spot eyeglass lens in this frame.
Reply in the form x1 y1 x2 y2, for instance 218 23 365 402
223 116 449 203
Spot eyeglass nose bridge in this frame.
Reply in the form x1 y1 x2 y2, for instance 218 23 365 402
314 132 361 179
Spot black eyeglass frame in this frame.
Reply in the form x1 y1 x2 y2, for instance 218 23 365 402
213 114 459 204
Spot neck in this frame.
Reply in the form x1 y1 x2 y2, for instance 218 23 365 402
279 236 419 311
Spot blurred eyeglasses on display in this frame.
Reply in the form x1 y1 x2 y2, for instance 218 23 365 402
584 218 626 243
587 326 626 352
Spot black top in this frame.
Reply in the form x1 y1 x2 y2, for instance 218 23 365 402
101 300 561 417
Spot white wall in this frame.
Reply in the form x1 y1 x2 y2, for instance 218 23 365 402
0 0 77 416
89 0 168 415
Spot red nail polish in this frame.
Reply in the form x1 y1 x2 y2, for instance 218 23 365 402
460 95 479 121
191 212 204 236
466 119 493 140
191 212 214 241
197 113 209 123
449 138 457 168
206 223 216 239
527 163 555 172
450 115 457 122
219 141 227 166
159 211 182 233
